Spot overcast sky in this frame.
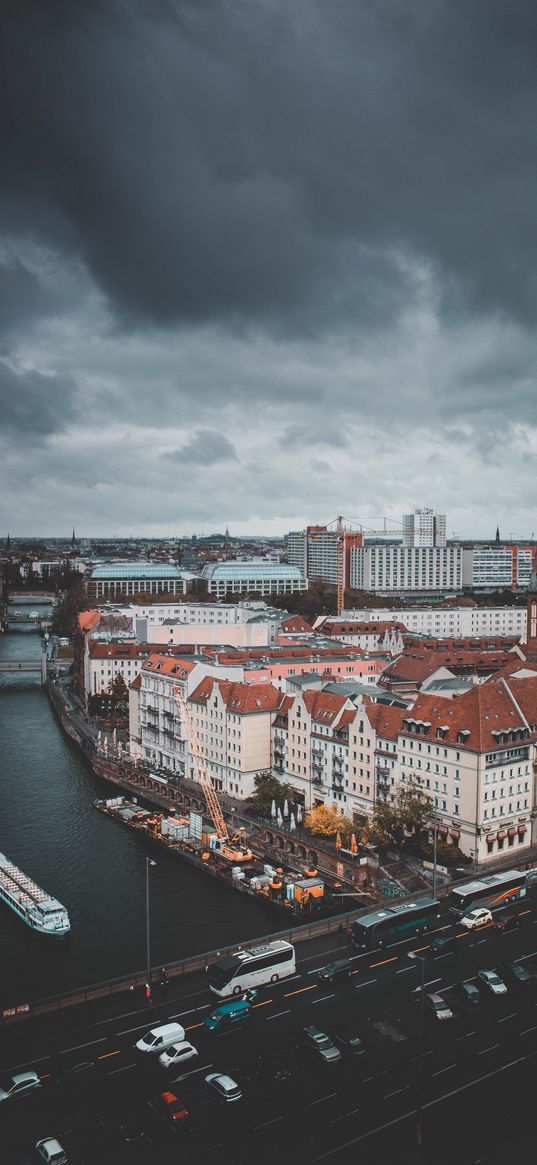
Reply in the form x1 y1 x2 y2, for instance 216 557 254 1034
2 0 536 539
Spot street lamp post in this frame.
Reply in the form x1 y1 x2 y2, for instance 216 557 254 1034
432 817 438 900
145 857 157 1005
408 950 426 1152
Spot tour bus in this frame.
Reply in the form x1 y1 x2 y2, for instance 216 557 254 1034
352 899 441 950
448 870 526 918
208 940 296 997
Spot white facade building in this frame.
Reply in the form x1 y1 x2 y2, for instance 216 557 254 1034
403 508 446 548
350 544 462 593
339 606 526 639
201 560 306 598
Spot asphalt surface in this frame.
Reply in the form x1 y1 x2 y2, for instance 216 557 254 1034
3 907 537 1164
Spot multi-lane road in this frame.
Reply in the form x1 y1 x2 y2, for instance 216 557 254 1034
3 905 537 1163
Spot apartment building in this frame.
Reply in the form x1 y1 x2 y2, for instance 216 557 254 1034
188 677 281 797
350 544 463 593
314 619 406 655
338 607 526 638
462 544 535 590
403 508 446 547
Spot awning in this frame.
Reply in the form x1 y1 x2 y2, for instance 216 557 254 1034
497 830 506 840
507 827 517 838
486 833 497 844
518 824 527 835
438 825 449 837
450 830 460 840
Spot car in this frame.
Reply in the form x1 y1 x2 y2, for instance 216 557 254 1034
426 993 453 1021
135 1023 186 1054
302 1026 342 1064
429 935 456 956
460 907 493 930
118 1110 152 1146
457 982 481 1008
0 1071 42 1102
149 1089 190 1127
204 999 252 1034
204 1072 242 1102
52 1057 100 1091
499 961 533 987
332 1027 366 1057
494 913 522 932
35 1139 68 1165
159 1041 198 1070
316 959 353 983
477 969 508 996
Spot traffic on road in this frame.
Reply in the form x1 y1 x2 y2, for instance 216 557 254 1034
2 895 537 1164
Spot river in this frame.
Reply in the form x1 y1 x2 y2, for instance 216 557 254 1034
0 613 283 1008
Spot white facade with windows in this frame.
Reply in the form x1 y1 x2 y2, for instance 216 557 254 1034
350 545 462 593
339 606 526 638
201 560 306 598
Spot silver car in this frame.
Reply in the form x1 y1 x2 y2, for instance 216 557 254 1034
0 1071 42 1102
303 1026 342 1064
36 1138 68 1165
477 969 507 996
205 1072 242 1102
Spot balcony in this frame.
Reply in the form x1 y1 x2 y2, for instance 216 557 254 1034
273 733 285 749
311 744 323 758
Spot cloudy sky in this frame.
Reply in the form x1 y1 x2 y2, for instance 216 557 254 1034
2 0 536 538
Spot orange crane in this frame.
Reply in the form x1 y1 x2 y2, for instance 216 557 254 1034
336 515 345 616
173 684 253 862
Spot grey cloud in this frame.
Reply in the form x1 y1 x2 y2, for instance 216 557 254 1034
4 0 537 333
281 423 349 450
167 429 238 465
0 359 76 436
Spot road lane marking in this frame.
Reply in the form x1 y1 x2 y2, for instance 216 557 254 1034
116 1022 153 1036
254 1117 284 1130
497 1013 517 1023
456 1031 477 1041
266 1010 291 1021
98 1050 121 1060
433 1064 456 1077
383 1086 409 1098
60 1038 106 1053
363 1075 376 1082
520 1025 537 1035
310 1092 337 1106
396 967 414 974
108 1064 136 1075
312 994 336 1004
478 1044 500 1054
332 1106 361 1122
411 978 441 992
285 984 317 998
369 957 398 968
252 999 274 1009
354 979 377 990
519 950 537 961
185 1022 204 1031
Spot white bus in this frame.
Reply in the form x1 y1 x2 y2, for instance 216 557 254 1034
208 940 296 997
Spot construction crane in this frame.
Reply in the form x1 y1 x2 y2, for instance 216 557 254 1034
173 684 253 862
336 515 344 617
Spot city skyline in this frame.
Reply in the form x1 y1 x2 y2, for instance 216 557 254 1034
2 2 537 538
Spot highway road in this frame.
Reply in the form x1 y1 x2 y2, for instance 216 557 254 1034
2 906 537 1163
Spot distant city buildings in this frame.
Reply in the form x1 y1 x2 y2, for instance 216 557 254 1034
200 559 305 598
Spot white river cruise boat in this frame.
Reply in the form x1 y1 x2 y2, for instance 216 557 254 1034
0 853 70 937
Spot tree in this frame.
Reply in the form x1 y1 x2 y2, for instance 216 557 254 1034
305 804 353 839
369 777 434 849
247 772 301 817
51 577 88 637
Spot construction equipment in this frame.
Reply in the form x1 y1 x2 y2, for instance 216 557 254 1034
336 515 344 617
173 685 253 862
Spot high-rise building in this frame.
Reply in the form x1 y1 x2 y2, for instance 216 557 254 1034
403 508 446 548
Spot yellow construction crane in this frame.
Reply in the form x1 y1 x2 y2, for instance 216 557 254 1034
173 684 253 862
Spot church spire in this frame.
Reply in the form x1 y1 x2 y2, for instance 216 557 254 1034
495 525 500 543
71 528 76 546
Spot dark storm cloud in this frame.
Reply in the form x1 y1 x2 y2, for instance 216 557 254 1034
0 359 76 435
167 429 238 464
3 0 537 333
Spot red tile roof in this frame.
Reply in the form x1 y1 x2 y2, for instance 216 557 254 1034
281 615 313 633
189 677 281 713
404 681 532 752
142 654 197 677
303 689 349 724
130 674 142 690
78 610 101 631
365 701 406 741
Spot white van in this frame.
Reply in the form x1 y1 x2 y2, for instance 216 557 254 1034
135 1022 186 1053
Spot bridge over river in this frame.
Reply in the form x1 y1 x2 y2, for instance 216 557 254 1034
0 653 48 683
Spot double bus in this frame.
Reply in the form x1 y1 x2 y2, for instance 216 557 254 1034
208 940 296 997
352 899 441 951
448 870 526 918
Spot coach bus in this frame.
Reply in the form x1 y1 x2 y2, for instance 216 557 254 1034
208 940 296 997
448 870 526 918
352 899 441 951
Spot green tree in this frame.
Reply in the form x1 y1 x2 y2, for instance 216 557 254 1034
247 772 301 817
369 777 433 848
